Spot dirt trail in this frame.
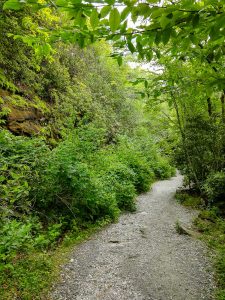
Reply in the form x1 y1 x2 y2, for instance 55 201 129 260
51 175 215 300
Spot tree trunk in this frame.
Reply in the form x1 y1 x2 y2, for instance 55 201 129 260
171 92 202 192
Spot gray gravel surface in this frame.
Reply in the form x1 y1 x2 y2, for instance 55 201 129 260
51 174 215 300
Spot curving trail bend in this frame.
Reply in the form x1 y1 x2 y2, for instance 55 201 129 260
51 175 215 300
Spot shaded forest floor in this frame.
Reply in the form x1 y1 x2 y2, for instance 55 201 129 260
51 175 215 300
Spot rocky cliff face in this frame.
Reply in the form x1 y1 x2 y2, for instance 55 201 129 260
0 89 48 136
6 106 43 136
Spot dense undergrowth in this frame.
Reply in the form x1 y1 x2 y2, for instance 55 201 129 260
0 7 175 297
0 127 174 299
176 191 225 300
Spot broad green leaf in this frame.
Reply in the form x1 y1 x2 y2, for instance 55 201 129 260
90 9 99 29
127 41 136 53
136 41 143 53
215 13 225 29
136 3 151 18
109 8 120 32
160 16 171 29
120 21 127 33
121 7 131 21
155 31 161 45
151 7 164 19
210 26 221 41
100 6 111 18
162 28 171 45
131 8 138 24
3 0 22 10
74 11 86 27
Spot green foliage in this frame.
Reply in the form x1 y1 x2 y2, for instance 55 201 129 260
204 172 225 208
175 191 204 208
0 220 32 266
194 211 225 299
151 157 176 180
0 130 49 218
0 250 55 300
0 4 178 298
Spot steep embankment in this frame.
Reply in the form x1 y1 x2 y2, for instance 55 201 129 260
52 175 215 300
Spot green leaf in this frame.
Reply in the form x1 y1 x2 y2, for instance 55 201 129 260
106 0 115 5
100 6 111 18
3 0 22 10
120 21 127 33
117 56 123 66
55 0 68 7
155 31 161 45
160 15 171 29
127 41 136 53
0 175 6 182
121 7 131 21
210 26 221 41
90 9 99 29
162 28 171 45
136 41 143 53
109 8 120 32
155 49 161 59
146 50 153 61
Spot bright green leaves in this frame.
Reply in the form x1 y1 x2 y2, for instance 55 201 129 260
121 7 131 21
159 15 171 29
100 5 111 18
106 0 115 5
127 41 136 53
3 0 23 10
90 9 99 30
109 8 120 32
55 0 68 6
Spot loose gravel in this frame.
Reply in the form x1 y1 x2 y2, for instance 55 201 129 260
51 174 215 300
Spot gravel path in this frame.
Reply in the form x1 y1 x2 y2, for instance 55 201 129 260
51 174 215 300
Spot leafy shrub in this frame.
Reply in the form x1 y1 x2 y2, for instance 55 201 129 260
203 172 225 208
151 157 176 179
0 220 32 266
0 130 49 218
0 217 65 268
105 163 137 211
115 138 155 193
35 128 120 221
